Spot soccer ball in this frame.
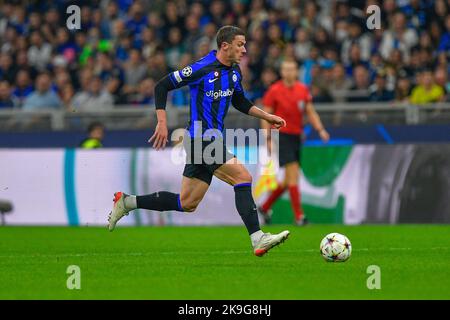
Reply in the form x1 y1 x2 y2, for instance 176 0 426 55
320 233 352 262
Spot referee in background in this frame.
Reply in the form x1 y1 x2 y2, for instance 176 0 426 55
259 59 329 225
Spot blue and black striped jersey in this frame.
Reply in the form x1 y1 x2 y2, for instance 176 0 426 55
166 50 253 137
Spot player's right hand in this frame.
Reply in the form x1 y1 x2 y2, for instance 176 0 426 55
148 122 169 150
267 114 286 129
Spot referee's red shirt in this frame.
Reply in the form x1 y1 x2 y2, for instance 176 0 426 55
262 80 312 135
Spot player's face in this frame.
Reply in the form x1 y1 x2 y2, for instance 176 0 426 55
280 61 298 83
228 35 246 64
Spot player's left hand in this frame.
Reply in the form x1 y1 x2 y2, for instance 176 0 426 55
148 121 169 150
267 115 286 129
319 129 330 143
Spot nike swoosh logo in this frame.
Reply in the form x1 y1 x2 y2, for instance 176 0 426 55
208 78 218 83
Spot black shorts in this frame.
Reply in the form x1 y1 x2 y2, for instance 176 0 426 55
182 136 236 185
277 132 302 167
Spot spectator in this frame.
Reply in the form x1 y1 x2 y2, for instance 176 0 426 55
125 2 148 39
395 73 413 103
53 70 71 94
200 23 218 51
311 64 333 103
249 67 278 103
294 28 312 62
0 81 16 109
80 121 105 149
329 63 353 102
400 0 430 30
380 11 418 63
27 12 42 35
61 84 75 110
183 15 202 54
146 50 171 81
165 27 185 69
209 0 227 27
130 77 155 106
344 43 370 77
163 1 185 38
1 25 18 53
0 53 16 84
299 46 320 86
428 21 442 49
341 20 372 65
437 15 450 53
195 38 212 60
434 67 450 101
122 48 147 96
348 64 371 102
96 53 124 86
41 7 59 44
115 34 132 63
300 0 333 34
71 76 114 111
55 28 77 64
100 1 121 40
189 2 210 28
106 76 127 105
15 50 38 80
27 32 52 71
410 69 446 104
433 0 448 33
22 73 62 110
141 27 161 59
369 70 395 102
12 70 33 106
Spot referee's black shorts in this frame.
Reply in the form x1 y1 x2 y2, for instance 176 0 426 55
182 136 236 185
277 132 302 167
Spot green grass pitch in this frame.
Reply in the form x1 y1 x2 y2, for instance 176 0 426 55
0 225 449 299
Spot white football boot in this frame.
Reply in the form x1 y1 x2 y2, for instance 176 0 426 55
253 230 290 257
108 192 131 231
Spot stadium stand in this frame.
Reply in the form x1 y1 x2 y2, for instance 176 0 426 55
0 0 448 132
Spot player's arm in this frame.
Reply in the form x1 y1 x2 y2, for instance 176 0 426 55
148 74 176 150
260 105 275 154
149 65 199 150
260 105 274 136
231 92 285 128
249 105 286 129
305 102 329 143
232 67 285 129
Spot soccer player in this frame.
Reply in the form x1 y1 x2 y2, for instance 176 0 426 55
108 26 290 257
258 59 329 225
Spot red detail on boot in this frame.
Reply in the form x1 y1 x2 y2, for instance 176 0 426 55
113 192 123 204
288 185 303 221
261 185 286 212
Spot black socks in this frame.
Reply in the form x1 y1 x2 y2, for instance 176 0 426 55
234 183 261 235
136 192 184 212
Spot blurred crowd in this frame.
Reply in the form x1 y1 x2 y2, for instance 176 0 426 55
0 0 449 114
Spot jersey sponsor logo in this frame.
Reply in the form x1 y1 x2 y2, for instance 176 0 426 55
205 88 234 100
208 78 218 83
182 66 192 77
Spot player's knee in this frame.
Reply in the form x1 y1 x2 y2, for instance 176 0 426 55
286 174 298 186
183 206 197 213
180 198 200 213
285 170 299 185
238 171 252 184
